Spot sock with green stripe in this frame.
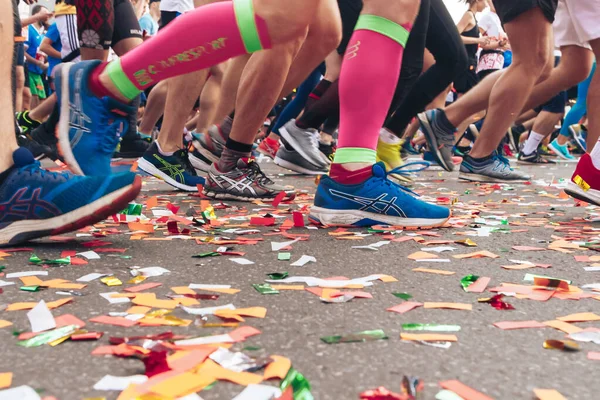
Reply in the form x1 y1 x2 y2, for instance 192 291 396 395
333 14 411 183
91 0 271 102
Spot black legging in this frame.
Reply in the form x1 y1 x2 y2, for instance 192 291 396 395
385 0 467 136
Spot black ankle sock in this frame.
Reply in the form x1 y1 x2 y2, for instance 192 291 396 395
467 153 495 163
225 137 253 153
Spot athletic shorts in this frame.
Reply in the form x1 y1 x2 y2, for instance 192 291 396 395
337 0 362 54
554 0 599 50
493 0 558 24
160 10 180 30
77 0 142 49
454 58 479 95
56 14 81 62
28 72 47 99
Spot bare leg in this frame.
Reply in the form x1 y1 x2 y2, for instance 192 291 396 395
29 94 57 122
138 80 168 135
469 8 552 158
521 110 562 156
213 55 251 124
1 0 18 172
195 64 226 134
587 39 600 151
15 65 24 112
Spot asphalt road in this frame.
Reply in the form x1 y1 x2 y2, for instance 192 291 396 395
1 157 599 400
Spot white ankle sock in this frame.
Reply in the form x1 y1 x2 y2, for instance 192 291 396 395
522 131 545 155
156 141 174 156
590 141 600 169
379 128 402 145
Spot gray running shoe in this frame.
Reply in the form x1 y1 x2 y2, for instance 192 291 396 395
188 145 212 172
192 127 225 164
418 109 456 172
274 145 328 175
517 149 556 165
459 152 531 183
279 120 329 168
204 158 296 201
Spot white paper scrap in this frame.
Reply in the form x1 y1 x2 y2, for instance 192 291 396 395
181 304 235 316
233 384 282 400
27 300 56 333
93 375 148 391
175 333 235 346
100 292 131 304
422 246 456 253
271 238 300 252
77 251 101 260
188 284 232 290
0 385 41 400
5 271 48 279
77 273 108 282
290 255 316 267
230 258 255 265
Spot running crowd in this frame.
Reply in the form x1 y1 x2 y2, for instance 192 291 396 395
1 0 599 246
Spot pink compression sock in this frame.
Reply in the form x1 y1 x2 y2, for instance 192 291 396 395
103 1 271 100
334 15 411 167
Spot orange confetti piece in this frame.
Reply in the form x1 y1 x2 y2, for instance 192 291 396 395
557 312 600 322
407 251 439 260
453 250 499 259
264 355 292 380
543 320 584 334
146 196 159 209
424 302 472 311
439 380 493 400
0 320 13 329
132 293 178 309
215 307 267 319
127 222 155 233
400 333 458 342
0 372 12 389
124 282 163 293
386 302 423 314
412 268 455 275
533 389 567 400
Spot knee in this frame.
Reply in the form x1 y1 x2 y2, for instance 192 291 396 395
259 0 318 44
308 6 342 55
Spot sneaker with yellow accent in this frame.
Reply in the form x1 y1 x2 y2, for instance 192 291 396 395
565 153 600 206
376 138 413 183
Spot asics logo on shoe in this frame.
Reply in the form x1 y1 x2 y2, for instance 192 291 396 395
329 189 407 217
0 188 60 222
154 155 185 181
69 69 92 148
210 173 257 195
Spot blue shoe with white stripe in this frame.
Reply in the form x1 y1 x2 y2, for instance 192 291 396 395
55 60 134 176
310 162 450 228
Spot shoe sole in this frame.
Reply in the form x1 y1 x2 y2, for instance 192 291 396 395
203 188 296 202
547 143 576 161
309 206 450 228
192 139 220 164
188 153 212 173
0 176 141 246
564 182 600 206
279 125 328 168
516 159 554 165
274 156 328 176
56 62 85 176
137 158 200 192
418 113 453 172
458 172 529 183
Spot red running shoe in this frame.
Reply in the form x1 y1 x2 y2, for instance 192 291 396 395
257 137 280 159
565 153 600 206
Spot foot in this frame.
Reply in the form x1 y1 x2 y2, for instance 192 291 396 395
0 148 141 246
204 158 295 201
548 138 575 161
376 138 412 184
192 126 226 164
423 151 461 168
319 142 336 163
400 139 420 160
459 151 531 183
274 144 328 175
188 145 212 173
16 111 41 135
517 149 556 165
278 120 330 168
115 132 152 158
30 122 60 161
137 142 205 192
565 153 600 206
310 162 450 228
16 134 52 160
55 61 134 176
571 125 587 153
417 109 456 172
257 136 280 159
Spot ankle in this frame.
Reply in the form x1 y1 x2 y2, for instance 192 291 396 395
329 163 373 185
94 66 131 104
156 140 178 155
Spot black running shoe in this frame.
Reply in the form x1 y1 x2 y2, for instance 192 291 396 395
115 133 152 158
16 135 51 160
318 142 335 163
30 123 60 161
16 111 41 135
517 149 556 164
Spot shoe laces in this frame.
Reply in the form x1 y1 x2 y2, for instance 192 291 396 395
379 163 429 197
20 161 71 181
245 160 274 185
178 145 198 174
492 151 513 171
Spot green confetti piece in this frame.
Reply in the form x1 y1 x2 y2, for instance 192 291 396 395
460 274 479 291
119 203 142 215
402 323 461 332
20 285 40 292
0 266 6 272
280 368 314 400
392 292 412 300
252 283 279 294
278 252 291 261
18 325 79 347
320 329 388 344
29 255 71 265
242 346 262 351
192 252 221 258
203 381 217 391
267 272 288 280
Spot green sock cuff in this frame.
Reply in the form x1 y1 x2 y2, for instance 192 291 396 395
105 59 140 101
354 14 410 47
233 0 264 53
333 148 377 164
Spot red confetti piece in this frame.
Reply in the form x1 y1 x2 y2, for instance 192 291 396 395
166 202 180 214
167 221 180 235
142 350 171 377
250 217 276 226
272 191 286 208
293 211 305 228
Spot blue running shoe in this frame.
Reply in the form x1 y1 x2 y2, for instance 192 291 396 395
548 138 575 161
137 142 205 192
0 148 141 246
310 162 450 228
571 125 587 153
55 61 134 176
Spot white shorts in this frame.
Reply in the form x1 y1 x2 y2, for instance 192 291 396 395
553 0 600 50
55 14 81 62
